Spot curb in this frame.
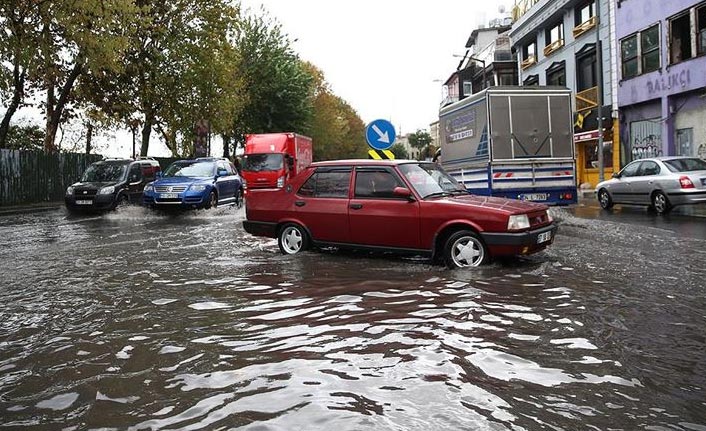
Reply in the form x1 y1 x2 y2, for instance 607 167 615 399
0 202 64 217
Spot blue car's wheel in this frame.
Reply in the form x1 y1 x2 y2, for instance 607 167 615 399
206 190 217 209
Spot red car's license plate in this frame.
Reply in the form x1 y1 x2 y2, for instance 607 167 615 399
537 231 552 244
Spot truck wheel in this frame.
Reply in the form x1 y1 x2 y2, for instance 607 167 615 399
598 189 613 210
206 191 217 209
651 191 671 214
278 223 309 255
443 230 487 269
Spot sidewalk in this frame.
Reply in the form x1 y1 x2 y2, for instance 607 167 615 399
0 201 64 217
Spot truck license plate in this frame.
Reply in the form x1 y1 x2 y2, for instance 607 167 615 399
75 200 92 205
523 193 548 201
159 193 179 199
537 231 552 244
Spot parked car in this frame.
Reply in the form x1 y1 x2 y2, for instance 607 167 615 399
143 157 243 210
596 156 706 214
65 157 161 212
243 160 557 268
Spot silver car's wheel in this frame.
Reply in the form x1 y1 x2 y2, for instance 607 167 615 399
444 230 487 268
652 191 671 215
278 224 309 255
598 189 613 209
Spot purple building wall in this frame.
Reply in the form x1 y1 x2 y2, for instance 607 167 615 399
616 0 706 163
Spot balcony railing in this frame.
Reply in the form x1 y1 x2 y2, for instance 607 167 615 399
573 16 598 39
521 55 537 70
576 86 598 112
543 39 564 57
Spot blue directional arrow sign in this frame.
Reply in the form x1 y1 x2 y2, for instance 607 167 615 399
365 119 396 151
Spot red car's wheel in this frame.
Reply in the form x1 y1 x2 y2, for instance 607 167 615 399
444 230 488 269
278 223 309 255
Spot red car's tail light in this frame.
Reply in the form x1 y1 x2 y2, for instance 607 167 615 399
679 176 695 189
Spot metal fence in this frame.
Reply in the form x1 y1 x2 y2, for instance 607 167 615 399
0 149 102 206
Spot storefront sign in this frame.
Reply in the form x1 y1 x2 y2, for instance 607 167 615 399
574 130 600 143
646 70 690 96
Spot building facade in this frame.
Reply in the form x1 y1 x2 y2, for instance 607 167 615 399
510 0 620 188
616 0 706 164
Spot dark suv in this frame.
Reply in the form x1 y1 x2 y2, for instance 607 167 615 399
65 157 161 212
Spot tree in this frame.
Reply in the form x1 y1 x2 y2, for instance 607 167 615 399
389 143 409 160
0 0 41 148
408 129 433 159
79 0 245 157
230 10 314 148
303 62 366 161
34 0 138 152
3 123 44 150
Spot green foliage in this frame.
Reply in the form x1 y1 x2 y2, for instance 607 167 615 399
408 129 433 150
4 124 45 151
389 143 409 160
303 62 366 161
231 11 314 144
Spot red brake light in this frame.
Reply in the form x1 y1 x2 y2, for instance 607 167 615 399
679 176 694 189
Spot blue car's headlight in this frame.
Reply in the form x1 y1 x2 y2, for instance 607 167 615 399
144 184 154 192
190 185 207 192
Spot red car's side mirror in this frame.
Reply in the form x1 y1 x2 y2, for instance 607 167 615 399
393 186 414 201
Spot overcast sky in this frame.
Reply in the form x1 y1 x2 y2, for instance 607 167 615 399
240 0 511 136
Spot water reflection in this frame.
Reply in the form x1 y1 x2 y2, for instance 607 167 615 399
0 208 704 429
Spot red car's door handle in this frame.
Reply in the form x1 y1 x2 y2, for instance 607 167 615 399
295 201 306 207
350 203 363 210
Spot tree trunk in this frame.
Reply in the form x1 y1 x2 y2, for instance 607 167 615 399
222 133 230 158
85 122 93 155
140 114 152 156
44 59 82 152
0 61 25 148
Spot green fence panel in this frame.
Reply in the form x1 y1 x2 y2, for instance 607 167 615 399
0 149 102 206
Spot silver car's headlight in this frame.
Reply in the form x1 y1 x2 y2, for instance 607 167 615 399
507 214 530 231
190 184 207 192
98 186 115 195
66 186 74 195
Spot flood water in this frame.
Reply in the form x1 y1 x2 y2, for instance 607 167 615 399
0 206 705 430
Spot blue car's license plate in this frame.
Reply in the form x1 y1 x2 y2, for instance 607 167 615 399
160 193 179 199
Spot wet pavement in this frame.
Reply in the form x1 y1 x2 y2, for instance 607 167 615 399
0 204 705 430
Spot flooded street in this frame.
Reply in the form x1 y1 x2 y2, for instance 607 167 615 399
1 206 705 430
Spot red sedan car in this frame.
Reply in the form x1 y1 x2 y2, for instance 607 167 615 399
243 160 557 268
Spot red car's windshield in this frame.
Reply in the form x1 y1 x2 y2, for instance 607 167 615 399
398 163 466 198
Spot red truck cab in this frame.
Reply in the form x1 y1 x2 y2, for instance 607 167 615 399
241 133 313 190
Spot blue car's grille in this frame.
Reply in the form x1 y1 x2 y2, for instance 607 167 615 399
155 185 188 193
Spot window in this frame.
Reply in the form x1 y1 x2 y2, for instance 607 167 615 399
637 160 660 176
620 161 641 177
546 61 566 86
523 41 536 59
620 24 660 79
546 22 564 45
641 25 660 73
128 164 142 183
523 74 539 86
463 81 472 96
498 72 516 86
699 5 706 55
298 169 351 198
354 170 403 199
621 35 638 78
575 1 595 26
576 48 597 91
584 141 613 169
670 12 692 64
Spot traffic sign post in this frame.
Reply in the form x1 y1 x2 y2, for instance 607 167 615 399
365 119 396 159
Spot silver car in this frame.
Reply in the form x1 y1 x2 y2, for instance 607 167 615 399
595 156 706 214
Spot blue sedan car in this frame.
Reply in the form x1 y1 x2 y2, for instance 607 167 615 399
143 158 243 209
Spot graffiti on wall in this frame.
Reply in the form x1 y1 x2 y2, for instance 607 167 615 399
631 134 663 160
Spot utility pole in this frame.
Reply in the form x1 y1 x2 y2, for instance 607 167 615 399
596 0 605 182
